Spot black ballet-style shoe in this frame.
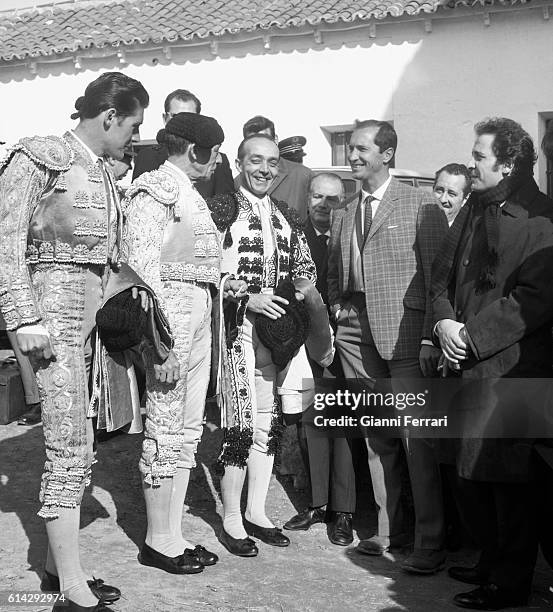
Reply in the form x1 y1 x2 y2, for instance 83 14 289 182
137 543 204 574
40 570 121 603
51 598 112 611
186 544 219 566
218 527 258 557
243 518 290 547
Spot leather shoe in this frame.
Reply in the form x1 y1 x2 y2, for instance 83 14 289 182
52 599 112 611
401 549 446 575
243 518 290 547
449 565 489 586
137 543 204 574
40 570 120 603
453 584 528 610
328 512 353 546
356 534 411 556
218 527 258 557
187 544 218 566
283 506 327 531
18 403 41 425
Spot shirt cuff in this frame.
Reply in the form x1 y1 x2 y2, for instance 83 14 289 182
16 323 50 337
420 339 434 347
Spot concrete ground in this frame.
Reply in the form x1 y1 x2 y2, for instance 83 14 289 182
1 407 552 612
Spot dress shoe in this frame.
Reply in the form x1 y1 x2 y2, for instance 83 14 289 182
187 544 219 566
400 549 446 575
138 543 204 574
40 570 121 603
243 518 290 547
18 403 41 425
356 534 411 556
328 512 353 546
218 527 258 557
52 599 112 611
453 584 528 610
283 506 327 531
449 565 490 586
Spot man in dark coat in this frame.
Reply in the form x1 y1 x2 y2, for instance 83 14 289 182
432 117 553 610
283 173 357 546
132 89 234 199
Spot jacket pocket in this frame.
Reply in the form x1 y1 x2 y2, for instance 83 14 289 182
403 294 425 311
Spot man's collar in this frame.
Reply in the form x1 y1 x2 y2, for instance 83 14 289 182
314 226 330 237
362 175 392 201
239 185 271 207
163 160 193 186
69 130 101 163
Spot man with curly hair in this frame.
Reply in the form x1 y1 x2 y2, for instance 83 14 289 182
208 134 318 556
432 117 553 610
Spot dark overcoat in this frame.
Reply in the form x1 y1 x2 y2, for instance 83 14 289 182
431 178 553 482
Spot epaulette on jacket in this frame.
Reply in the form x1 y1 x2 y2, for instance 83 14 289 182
207 192 239 233
126 168 179 206
274 198 303 232
0 135 73 173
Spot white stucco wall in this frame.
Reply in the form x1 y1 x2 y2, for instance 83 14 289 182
0 7 552 186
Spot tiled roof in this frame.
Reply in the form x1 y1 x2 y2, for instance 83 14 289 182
0 0 529 62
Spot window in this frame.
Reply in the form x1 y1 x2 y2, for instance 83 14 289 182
322 122 395 167
547 119 553 198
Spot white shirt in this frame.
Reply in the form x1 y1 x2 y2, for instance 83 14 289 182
360 175 392 234
239 186 276 258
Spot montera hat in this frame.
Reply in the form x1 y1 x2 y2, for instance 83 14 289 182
157 112 224 149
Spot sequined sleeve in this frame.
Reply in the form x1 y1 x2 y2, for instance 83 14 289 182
121 191 169 318
0 152 50 330
291 227 317 285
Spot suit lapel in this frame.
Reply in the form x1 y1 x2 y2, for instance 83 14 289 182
367 178 397 242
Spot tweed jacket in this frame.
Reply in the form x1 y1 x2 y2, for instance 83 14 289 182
328 177 447 360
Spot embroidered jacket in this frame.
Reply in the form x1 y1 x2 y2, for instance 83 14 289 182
122 161 221 318
208 189 316 291
0 132 123 330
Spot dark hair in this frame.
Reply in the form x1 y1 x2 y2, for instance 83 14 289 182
434 163 471 196
354 119 397 156
71 72 149 120
542 123 553 161
237 133 279 161
474 117 536 177
164 89 201 114
157 130 191 156
242 115 276 139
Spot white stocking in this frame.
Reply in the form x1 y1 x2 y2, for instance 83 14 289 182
221 465 247 539
45 507 96 607
143 478 183 557
168 467 192 551
244 449 275 528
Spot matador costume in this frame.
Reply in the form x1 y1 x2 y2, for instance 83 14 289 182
0 131 123 519
123 160 222 484
208 187 317 466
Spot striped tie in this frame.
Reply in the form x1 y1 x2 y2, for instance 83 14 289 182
363 194 375 240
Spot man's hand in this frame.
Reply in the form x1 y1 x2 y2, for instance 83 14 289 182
154 350 180 384
16 326 56 360
435 319 468 364
419 344 442 377
223 278 248 300
132 286 151 312
247 294 289 320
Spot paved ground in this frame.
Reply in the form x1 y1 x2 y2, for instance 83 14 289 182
1 406 552 612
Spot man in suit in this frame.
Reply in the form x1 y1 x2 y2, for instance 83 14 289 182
432 117 553 610
132 89 234 198
234 116 313 221
328 120 448 573
284 173 357 546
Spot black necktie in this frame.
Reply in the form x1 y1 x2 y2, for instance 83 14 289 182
363 195 375 240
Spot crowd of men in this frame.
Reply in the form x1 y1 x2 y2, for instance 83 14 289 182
1 72 553 612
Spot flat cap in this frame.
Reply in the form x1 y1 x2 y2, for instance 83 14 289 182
279 135 306 156
157 112 224 149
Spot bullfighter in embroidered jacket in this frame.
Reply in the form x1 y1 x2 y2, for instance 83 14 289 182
208 134 317 557
0 72 149 610
122 112 247 575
